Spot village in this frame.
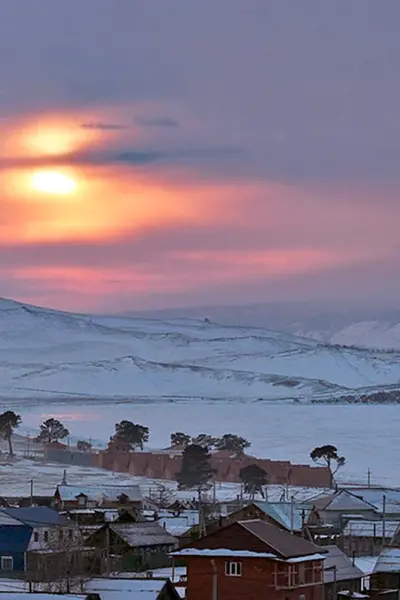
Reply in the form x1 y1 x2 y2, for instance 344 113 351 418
1 415 400 600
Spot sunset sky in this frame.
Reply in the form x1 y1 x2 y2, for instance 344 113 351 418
1 1 400 312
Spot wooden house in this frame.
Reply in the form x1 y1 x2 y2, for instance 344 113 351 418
174 518 327 600
54 484 142 511
85 520 178 571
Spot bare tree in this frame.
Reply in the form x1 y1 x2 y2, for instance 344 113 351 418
25 523 101 594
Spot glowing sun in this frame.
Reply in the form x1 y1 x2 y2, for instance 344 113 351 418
31 170 77 195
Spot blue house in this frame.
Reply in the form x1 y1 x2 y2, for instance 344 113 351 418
0 506 72 573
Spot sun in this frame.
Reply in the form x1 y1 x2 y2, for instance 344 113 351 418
31 170 77 195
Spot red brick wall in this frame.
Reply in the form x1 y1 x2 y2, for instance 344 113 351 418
97 449 331 488
185 556 324 600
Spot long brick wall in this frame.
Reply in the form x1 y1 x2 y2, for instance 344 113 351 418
97 448 332 488
43 444 331 488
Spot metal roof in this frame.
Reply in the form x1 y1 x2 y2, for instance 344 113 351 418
85 577 180 600
373 547 400 573
343 520 400 538
111 521 177 548
56 484 142 503
342 488 400 515
0 507 69 528
238 519 325 559
312 490 377 512
323 545 364 583
254 501 312 532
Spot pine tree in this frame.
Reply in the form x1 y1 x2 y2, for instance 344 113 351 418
176 444 215 496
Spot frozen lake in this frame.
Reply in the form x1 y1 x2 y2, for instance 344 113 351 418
6 400 399 488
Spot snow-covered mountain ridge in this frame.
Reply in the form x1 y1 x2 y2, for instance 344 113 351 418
1 297 400 402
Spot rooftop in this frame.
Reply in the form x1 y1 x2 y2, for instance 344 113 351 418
56 484 142 503
0 506 69 528
254 500 312 532
238 519 325 559
373 547 400 573
323 545 364 583
85 577 181 599
343 520 400 538
111 521 177 548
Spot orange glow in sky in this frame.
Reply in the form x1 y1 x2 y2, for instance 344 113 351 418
30 170 78 195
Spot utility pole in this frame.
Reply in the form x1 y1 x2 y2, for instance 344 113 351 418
382 494 386 546
211 559 218 600
367 468 371 487
30 479 34 506
290 495 295 534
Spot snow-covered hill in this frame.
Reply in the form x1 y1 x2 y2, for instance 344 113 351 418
132 303 400 350
1 297 400 402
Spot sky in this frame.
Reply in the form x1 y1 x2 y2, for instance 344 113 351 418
1 1 400 313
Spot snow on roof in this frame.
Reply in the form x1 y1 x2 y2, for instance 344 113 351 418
254 501 311 532
0 591 83 600
322 545 364 582
354 556 379 576
111 521 177 547
341 488 400 514
172 548 326 562
85 577 174 599
57 484 142 503
172 548 278 558
343 520 400 538
157 512 199 536
373 547 400 573
325 490 377 512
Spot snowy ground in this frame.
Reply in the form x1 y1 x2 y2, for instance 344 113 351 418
0 457 325 503
2 297 400 402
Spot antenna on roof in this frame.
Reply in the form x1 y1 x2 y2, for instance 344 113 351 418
61 469 67 485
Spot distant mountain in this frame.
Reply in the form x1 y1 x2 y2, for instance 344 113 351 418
130 302 400 350
1 297 400 402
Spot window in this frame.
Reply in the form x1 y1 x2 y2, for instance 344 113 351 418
59 529 63 541
1 556 14 571
225 561 242 577
34 532 39 542
69 529 73 540
44 531 49 543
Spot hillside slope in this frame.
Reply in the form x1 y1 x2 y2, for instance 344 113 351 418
1 298 400 401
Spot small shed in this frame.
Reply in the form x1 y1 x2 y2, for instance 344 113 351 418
323 545 364 600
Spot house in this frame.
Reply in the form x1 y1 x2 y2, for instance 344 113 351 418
85 520 178 571
341 487 400 520
85 577 181 600
370 547 400 592
0 506 79 575
342 520 400 557
309 490 378 527
173 518 327 600
179 500 312 547
54 484 142 511
322 545 364 600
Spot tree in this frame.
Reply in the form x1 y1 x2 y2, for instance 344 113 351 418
0 411 22 456
77 440 92 452
176 444 215 497
215 434 251 455
112 420 149 450
36 418 69 445
239 464 268 500
191 434 218 449
150 483 176 509
170 432 191 448
310 445 346 482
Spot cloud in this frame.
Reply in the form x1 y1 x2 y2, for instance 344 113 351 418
80 122 128 130
134 116 179 128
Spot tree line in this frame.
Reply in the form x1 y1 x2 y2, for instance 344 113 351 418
0 410 346 496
